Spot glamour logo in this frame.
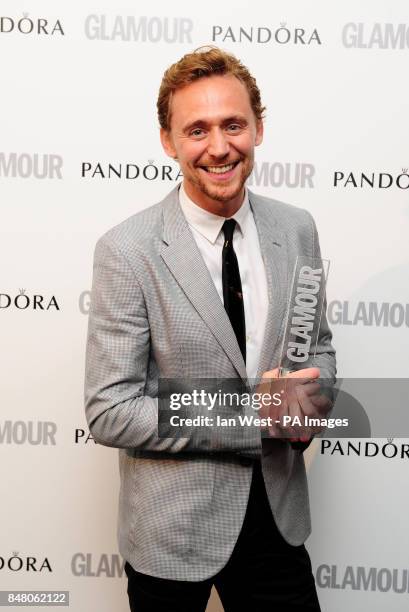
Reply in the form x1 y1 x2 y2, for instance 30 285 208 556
75 428 96 444
317 564 409 593
0 153 63 179
328 300 409 328
321 439 409 459
212 23 321 45
286 266 322 363
0 421 57 445
81 160 182 181
342 22 409 49
247 161 315 188
333 169 409 189
0 15 64 35
84 15 193 42
0 290 60 311
71 554 125 577
0 553 52 572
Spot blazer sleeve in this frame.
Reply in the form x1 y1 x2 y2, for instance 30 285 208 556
84 235 261 455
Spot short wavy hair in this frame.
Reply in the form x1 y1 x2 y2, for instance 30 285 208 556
157 45 266 131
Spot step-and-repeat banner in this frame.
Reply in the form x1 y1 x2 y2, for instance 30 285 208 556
1 1 408 610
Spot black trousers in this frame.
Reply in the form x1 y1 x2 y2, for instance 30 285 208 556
125 460 321 612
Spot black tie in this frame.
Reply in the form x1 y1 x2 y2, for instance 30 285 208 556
222 219 246 362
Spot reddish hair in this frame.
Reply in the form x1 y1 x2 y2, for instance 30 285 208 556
157 45 266 130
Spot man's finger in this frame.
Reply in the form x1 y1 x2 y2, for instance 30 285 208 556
286 367 320 380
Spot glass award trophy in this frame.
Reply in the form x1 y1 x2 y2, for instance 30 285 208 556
278 256 330 377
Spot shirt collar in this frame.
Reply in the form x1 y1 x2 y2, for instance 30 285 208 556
179 181 250 245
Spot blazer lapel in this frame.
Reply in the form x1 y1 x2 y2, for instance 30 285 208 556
160 186 247 380
248 190 289 379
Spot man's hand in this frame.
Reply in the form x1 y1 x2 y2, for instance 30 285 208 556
257 367 332 443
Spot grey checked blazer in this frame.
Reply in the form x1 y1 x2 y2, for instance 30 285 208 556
84 183 336 581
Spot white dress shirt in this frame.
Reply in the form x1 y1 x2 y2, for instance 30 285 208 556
179 182 268 380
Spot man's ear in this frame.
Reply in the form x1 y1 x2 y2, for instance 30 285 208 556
255 119 264 147
160 128 177 159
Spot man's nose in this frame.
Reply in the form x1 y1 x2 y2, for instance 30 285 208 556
207 128 230 158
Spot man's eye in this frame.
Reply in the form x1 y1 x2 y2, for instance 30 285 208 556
191 129 205 137
227 124 241 132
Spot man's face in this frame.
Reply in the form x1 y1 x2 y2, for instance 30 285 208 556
160 73 263 215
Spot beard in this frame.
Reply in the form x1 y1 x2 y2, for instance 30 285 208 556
188 156 253 202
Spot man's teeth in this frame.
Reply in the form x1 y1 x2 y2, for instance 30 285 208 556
205 162 236 174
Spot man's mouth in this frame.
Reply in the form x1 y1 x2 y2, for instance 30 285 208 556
200 160 240 174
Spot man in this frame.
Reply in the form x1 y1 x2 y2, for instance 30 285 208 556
84 46 336 611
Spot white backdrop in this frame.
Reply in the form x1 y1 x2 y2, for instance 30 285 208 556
1 1 408 610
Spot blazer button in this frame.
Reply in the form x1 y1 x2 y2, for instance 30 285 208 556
239 457 253 467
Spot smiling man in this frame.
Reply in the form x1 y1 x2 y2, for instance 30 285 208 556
84 46 336 611
160 71 262 218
